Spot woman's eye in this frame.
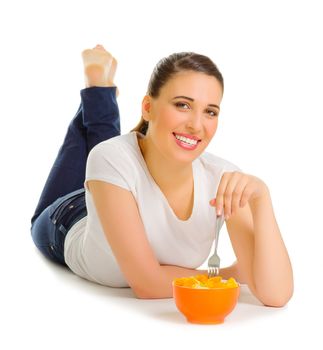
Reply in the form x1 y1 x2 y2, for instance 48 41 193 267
207 110 218 117
174 103 218 117
174 102 189 109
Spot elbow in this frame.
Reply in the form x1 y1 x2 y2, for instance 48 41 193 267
131 266 174 299
133 286 172 300
134 291 162 299
250 271 294 308
134 289 152 299
132 284 161 300
134 293 148 299
134 288 171 299
261 294 293 308
256 286 294 308
135 294 155 300
261 294 292 308
133 285 152 299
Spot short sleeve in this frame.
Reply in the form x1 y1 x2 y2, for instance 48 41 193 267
84 142 133 192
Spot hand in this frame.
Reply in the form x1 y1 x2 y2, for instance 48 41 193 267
209 171 269 220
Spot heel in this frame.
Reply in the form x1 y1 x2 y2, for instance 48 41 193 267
82 48 112 87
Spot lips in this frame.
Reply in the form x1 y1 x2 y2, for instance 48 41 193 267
172 132 201 142
172 132 200 151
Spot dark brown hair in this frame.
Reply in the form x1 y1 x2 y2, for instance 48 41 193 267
130 52 224 135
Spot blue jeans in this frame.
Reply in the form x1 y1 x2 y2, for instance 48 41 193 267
30 86 120 266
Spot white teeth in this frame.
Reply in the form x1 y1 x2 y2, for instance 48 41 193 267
174 134 198 145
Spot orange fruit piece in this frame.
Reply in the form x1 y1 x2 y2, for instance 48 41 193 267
173 275 238 289
208 276 222 283
226 277 238 288
194 274 208 284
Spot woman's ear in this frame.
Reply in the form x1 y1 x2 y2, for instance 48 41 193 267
141 95 151 122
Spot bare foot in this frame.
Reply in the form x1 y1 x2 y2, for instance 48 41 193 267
82 44 119 96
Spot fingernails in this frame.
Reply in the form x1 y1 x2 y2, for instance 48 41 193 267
217 208 222 216
209 198 216 206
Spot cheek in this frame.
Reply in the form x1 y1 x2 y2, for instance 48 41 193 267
157 109 178 129
205 120 218 137
212 122 219 134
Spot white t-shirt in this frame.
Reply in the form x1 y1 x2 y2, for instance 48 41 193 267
64 131 241 287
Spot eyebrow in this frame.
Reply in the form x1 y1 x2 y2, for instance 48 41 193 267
172 96 220 109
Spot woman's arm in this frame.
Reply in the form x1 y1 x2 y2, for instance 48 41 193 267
145 263 239 299
211 172 294 307
87 180 165 298
249 189 294 305
87 180 227 299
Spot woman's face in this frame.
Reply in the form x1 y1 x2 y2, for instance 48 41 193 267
142 70 223 164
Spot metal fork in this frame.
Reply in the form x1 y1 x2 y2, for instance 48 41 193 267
207 213 225 278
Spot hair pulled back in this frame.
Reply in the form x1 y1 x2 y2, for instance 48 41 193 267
130 52 224 135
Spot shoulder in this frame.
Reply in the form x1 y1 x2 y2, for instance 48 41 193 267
86 133 138 175
89 133 132 152
198 151 242 173
88 133 135 161
85 133 138 191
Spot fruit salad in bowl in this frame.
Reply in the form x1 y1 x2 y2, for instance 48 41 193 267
172 274 240 324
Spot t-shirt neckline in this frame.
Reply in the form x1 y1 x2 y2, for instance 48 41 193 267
131 131 198 223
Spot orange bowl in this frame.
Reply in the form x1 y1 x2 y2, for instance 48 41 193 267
172 277 240 324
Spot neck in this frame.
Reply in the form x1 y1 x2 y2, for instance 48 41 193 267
137 132 193 192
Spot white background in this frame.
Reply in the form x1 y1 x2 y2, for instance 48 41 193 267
1 0 322 348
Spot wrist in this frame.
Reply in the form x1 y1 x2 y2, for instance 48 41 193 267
248 187 276 231
249 184 271 207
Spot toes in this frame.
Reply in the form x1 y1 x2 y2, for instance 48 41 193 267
93 44 106 51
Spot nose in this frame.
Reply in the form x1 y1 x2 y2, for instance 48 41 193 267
186 111 203 132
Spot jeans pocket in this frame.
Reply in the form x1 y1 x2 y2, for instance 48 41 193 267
50 190 85 225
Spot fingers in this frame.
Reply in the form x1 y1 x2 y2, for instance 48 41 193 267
215 172 248 220
215 172 230 217
240 183 253 208
232 174 249 213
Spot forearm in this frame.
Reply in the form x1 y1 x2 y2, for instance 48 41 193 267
249 190 294 306
137 265 207 299
137 264 238 299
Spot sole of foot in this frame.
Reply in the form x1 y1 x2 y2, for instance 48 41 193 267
82 45 119 96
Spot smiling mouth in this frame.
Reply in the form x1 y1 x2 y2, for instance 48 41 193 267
172 132 202 144
172 133 202 151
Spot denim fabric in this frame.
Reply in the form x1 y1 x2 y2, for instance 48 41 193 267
30 86 120 265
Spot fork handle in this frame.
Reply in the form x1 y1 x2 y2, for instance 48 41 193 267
213 214 224 251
